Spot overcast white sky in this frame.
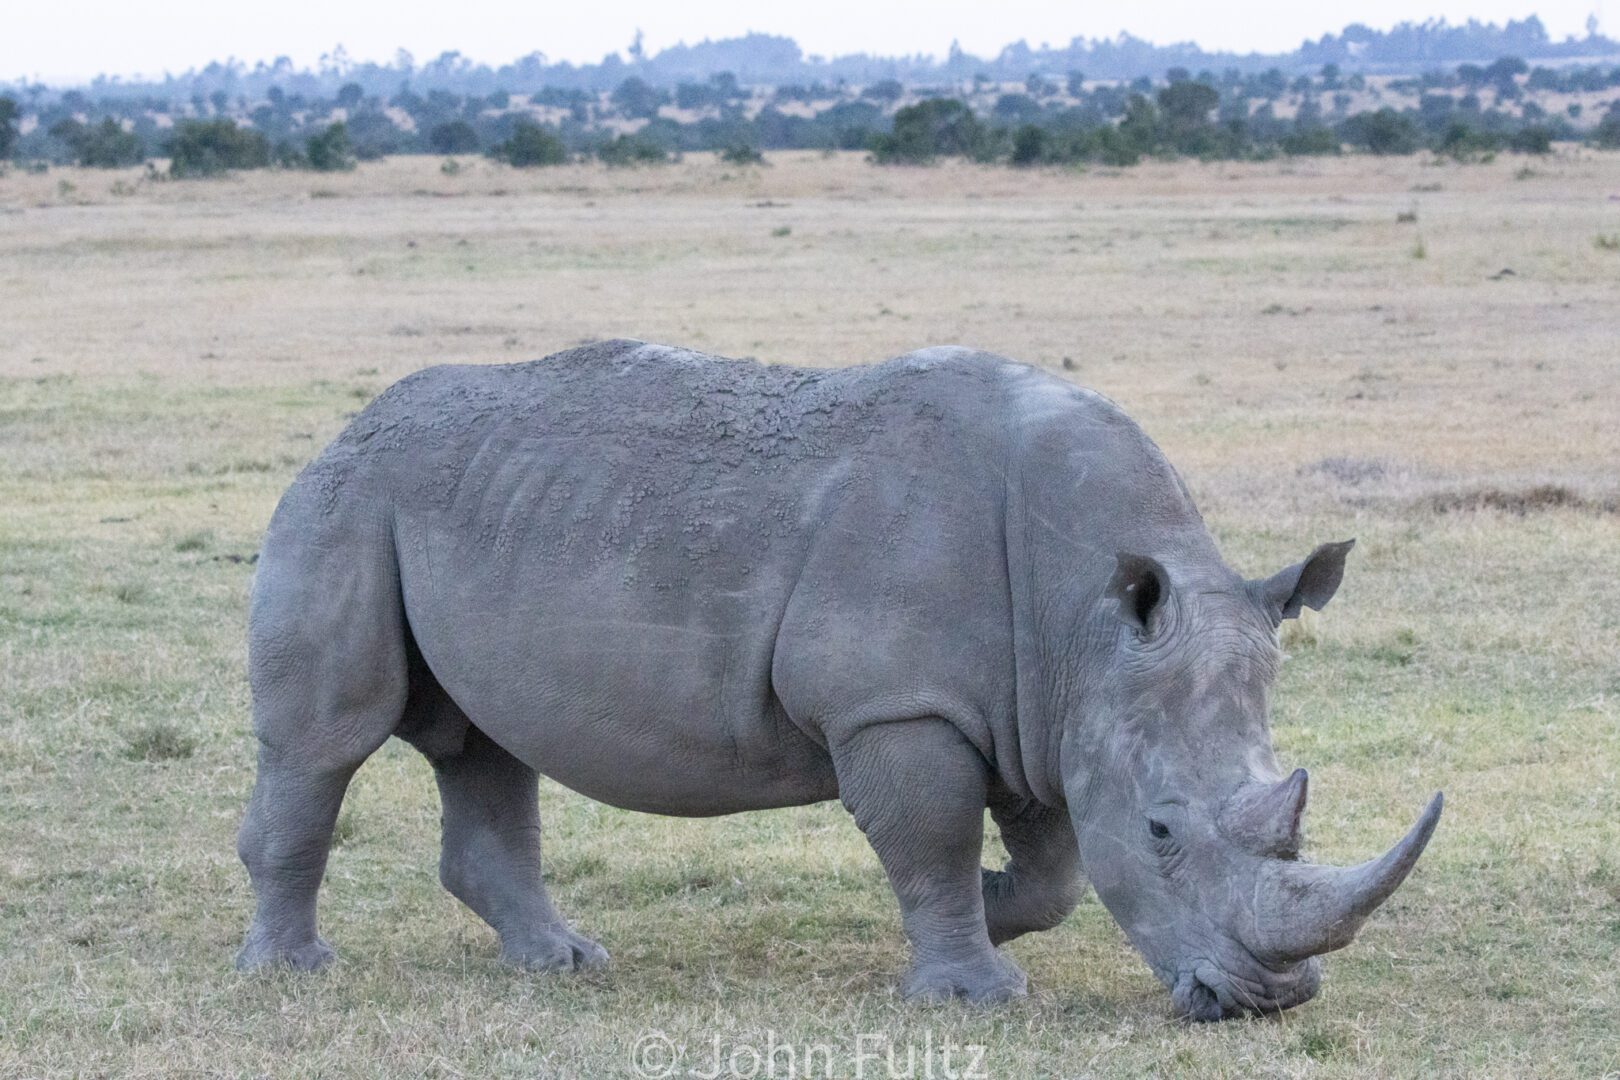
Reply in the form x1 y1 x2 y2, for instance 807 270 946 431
4 1 1608 85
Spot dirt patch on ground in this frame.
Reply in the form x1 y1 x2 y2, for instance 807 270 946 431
1427 484 1619 516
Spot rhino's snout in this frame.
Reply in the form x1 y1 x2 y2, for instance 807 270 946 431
1170 972 1224 1023
1170 956 1322 1022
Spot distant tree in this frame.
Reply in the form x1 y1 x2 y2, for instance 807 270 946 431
861 79 904 104
1157 80 1219 127
336 82 365 110
209 89 229 115
675 82 712 110
0 96 20 159
50 117 145 167
1255 68 1287 98
1485 56 1528 87
1157 80 1220 153
611 77 665 119
304 122 355 171
1117 93 1160 156
992 93 1041 124
429 120 480 154
167 119 271 176
1025 73 1056 98
1009 123 1047 165
1066 71 1086 97
490 119 567 166
1591 104 1620 148
868 98 987 164
1341 108 1419 155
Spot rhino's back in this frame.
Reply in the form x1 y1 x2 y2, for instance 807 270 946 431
289 341 1019 812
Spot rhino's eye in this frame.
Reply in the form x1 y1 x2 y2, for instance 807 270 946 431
1148 819 1171 841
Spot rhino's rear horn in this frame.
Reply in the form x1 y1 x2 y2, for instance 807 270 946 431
1250 792 1443 963
1225 768 1308 859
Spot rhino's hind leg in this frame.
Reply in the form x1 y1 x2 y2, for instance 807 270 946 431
420 710 608 972
235 643 402 971
236 504 409 972
236 747 368 971
982 797 1085 946
832 718 1027 1004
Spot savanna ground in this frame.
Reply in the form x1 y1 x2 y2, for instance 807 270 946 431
1 150 1617 1078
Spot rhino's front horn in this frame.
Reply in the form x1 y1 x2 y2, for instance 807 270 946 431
1249 792 1443 963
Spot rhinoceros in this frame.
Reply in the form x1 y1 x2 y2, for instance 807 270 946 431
236 340 1441 1020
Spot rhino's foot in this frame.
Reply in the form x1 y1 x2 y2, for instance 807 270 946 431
901 950 1027 1005
500 924 610 973
235 930 336 973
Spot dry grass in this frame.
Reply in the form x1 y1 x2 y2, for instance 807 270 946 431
1 151 1617 1078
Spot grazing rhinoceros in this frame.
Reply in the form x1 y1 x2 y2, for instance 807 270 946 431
236 340 1441 1020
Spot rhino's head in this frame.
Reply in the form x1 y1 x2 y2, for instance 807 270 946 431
1061 539 1442 1021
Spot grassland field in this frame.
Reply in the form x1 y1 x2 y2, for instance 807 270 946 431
1 150 1617 1078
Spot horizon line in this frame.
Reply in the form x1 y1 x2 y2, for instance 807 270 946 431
7 13 1613 90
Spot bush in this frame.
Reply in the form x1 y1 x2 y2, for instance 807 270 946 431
490 119 568 167
598 133 668 166
304 122 355 171
1435 122 1501 160
50 118 145 167
1508 126 1552 154
1280 126 1341 156
429 120 480 155
168 119 270 177
718 142 766 165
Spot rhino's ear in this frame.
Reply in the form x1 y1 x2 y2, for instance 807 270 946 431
1251 539 1355 622
1107 552 1170 634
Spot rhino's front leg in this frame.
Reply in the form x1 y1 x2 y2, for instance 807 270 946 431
832 718 1027 1004
982 796 1085 945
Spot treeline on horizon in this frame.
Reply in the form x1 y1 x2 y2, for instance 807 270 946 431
4 58 1619 176
6 16 1618 100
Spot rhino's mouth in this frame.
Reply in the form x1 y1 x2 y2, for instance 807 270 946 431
1167 954 1321 1021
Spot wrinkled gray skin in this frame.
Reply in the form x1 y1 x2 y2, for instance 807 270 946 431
237 340 1441 1019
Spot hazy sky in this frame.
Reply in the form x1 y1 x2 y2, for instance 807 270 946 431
4 1 1607 84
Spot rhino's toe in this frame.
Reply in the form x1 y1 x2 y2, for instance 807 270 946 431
235 931 336 973
501 925 609 973
901 951 1028 1005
